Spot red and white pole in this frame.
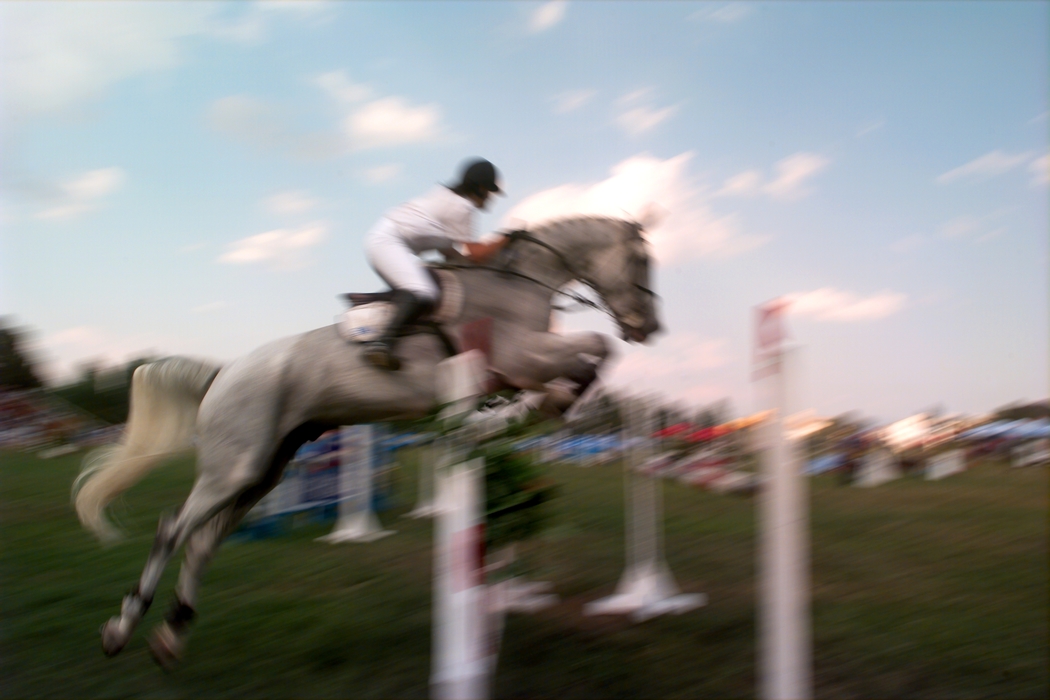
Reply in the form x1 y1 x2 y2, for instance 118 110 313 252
431 351 494 700
754 299 812 700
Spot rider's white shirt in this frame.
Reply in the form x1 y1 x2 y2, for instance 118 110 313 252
380 186 476 253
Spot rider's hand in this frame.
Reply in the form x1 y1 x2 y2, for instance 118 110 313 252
463 236 509 264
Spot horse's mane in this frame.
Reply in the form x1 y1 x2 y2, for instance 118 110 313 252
527 215 630 241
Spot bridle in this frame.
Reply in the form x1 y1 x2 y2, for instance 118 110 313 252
437 221 657 321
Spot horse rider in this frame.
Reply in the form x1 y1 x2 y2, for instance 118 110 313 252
363 158 509 370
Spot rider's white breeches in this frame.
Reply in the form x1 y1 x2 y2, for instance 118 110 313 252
365 218 440 302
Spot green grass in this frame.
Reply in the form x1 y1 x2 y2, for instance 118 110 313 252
1 448 1046 699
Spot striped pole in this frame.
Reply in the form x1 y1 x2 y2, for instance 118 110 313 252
754 299 812 700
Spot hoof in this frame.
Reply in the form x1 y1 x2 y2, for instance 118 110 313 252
148 623 183 671
100 617 130 657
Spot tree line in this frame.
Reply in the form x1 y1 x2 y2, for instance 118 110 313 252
0 317 150 425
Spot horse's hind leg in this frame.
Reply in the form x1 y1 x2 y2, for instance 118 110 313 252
147 466 286 669
100 450 269 657
145 503 244 669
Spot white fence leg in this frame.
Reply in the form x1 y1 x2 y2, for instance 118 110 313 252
854 448 901 488
924 449 966 481
754 301 812 700
405 444 440 518
432 456 492 700
318 425 396 543
584 396 706 621
431 350 497 700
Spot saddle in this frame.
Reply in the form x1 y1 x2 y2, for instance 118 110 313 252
338 268 486 360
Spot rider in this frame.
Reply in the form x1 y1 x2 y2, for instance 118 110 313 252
362 158 509 370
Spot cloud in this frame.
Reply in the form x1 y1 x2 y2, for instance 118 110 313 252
207 95 341 159
308 70 448 152
42 325 160 383
313 70 371 104
1 3 210 119
218 221 328 268
935 150 1034 184
1028 154 1049 186
191 301 228 314
606 333 734 404
0 3 331 122
938 216 981 239
35 167 125 220
203 3 336 45
717 152 830 201
689 3 755 23
614 89 678 135
856 119 885 137
717 169 763 197
343 97 442 150
889 234 925 254
264 190 320 215
617 106 678 136
937 209 1013 243
528 1 567 33
362 164 402 183
785 288 907 322
503 152 769 265
552 89 596 114
764 153 831 200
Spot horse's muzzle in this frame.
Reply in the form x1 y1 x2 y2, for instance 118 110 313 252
621 317 660 343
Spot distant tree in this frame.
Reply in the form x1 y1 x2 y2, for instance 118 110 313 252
51 356 155 424
995 401 1050 421
694 399 732 429
567 391 622 435
0 318 43 389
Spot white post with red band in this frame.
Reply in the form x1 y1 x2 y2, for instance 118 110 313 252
753 299 812 700
431 350 494 700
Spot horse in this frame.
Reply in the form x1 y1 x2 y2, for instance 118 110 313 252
72 215 661 667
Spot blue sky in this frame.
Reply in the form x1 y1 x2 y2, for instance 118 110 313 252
1 1 1046 423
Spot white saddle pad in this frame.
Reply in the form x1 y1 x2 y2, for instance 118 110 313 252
337 302 394 343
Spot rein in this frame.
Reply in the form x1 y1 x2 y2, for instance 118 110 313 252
435 224 657 322
435 231 608 314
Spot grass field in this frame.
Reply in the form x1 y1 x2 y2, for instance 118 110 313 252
2 448 1046 699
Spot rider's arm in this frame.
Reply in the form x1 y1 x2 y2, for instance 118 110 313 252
461 236 509 264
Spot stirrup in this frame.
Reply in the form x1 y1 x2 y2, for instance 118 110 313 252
362 341 401 371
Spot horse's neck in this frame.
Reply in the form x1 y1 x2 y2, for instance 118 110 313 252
450 218 608 330
453 266 555 331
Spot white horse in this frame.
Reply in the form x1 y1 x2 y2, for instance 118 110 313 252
73 215 661 666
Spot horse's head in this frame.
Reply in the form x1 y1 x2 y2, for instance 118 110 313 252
528 217 661 344
589 219 661 343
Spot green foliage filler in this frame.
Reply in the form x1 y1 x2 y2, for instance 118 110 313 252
397 397 560 551
472 434 557 551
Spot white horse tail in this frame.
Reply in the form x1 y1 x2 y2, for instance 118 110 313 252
73 356 222 543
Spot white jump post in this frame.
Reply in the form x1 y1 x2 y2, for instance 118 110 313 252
753 299 812 700
924 448 966 481
431 350 493 700
405 443 440 518
584 394 706 621
318 425 396 544
854 448 901 488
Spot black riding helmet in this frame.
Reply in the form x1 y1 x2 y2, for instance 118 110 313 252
453 158 504 197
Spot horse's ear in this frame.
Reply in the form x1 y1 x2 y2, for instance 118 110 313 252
636 203 667 233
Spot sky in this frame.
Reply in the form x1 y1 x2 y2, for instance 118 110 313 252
1 1 1046 424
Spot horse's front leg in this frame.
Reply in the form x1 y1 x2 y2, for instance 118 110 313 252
496 330 615 416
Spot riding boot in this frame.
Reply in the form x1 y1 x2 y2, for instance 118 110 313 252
362 290 435 371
